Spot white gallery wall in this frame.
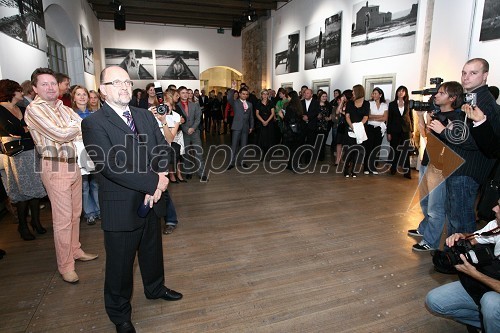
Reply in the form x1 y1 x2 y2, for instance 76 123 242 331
99 22 242 91
267 0 499 101
0 0 99 88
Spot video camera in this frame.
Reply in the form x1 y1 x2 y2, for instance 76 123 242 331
154 82 169 115
409 77 443 112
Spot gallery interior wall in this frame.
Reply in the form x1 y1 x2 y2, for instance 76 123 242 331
267 0 499 100
0 0 99 88
99 21 243 91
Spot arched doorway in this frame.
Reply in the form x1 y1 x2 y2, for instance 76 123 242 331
200 66 242 94
44 4 85 86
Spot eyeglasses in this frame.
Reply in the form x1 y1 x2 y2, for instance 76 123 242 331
102 80 134 87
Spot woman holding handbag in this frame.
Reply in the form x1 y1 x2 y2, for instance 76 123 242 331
0 79 46 240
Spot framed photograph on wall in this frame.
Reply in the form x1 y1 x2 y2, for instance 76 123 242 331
155 50 199 80
274 31 300 75
350 0 418 62
0 0 47 51
479 0 500 41
80 25 94 75
304 12 342 70
281 82 294 89
104 48 154 80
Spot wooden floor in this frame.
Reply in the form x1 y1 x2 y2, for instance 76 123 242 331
0 137 468 333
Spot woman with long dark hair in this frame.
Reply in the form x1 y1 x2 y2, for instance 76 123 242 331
334 89 353 166
138 83 159 109
317 91 333 161
387 85 413 179
279 91 305 171
363 87 388 174
0 79 46 240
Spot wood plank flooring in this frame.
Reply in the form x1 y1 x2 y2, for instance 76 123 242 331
0 139 469 332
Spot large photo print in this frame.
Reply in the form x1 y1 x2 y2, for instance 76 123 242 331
275 31 300 75
155 50 199 80
304 12 342 70
80 25 94 75
0 0 47 51
104 48 154 80
479 0 500 42
350 0 418 62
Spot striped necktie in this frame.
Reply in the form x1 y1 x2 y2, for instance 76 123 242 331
123 111 137 134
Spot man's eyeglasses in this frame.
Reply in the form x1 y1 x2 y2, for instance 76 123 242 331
102 80 134 87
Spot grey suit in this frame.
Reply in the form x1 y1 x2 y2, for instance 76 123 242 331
177 101 205 177
227 89 254 165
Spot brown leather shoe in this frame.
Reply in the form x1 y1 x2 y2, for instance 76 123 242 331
76 252 99 261
61 270 79 283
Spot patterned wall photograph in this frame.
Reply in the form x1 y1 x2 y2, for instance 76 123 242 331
80 25 94 75
155 50 199 80
104 48 154 80
274 31 300 75
0 0 47 51
350 0 418 62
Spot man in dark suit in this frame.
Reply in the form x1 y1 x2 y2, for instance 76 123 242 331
301 89 321 163
177 86 208 181
81 66 182 333
227 81 254 169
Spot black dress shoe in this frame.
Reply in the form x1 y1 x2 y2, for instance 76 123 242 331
115 321 136 333
186 174 193 179
226 164 234 170
160 288 183 301
240 163 249 168
200 175 209 182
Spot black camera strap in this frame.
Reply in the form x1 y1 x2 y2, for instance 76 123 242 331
466 226 500 239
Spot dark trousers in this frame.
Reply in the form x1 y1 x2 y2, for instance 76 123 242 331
303 128 318 163
390 131 411 174
317 130 328 161
104 213 166 324
363 125 383 172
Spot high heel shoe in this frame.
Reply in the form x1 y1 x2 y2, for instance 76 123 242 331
18 225 35 241
176 175 187 183
30 220 47 234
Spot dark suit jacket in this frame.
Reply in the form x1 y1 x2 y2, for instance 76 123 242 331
301 99 320 131
387 101 413 134
81 103 170 232
227 89 254 131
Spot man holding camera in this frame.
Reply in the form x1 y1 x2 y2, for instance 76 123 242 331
425 199 500 332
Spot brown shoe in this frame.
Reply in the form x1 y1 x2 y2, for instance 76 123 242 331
76 252 98 261
61 270 79 283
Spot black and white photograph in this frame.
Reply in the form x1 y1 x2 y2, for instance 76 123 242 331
80 25 94 75
155 50 199 80
304 12 342 70
0 0 47 51
104 48 154 80
479 0 500 42
274 31 300 75
351 0 418 62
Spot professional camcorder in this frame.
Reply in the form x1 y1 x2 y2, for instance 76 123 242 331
433 239 496 274
409 77 443 112
154 82 169 115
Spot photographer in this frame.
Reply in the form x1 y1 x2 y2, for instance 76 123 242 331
427 82 495 237
425 199 500 333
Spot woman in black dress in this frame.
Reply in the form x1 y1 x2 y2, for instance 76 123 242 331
317 91 333 161
255 89 276 159
343 85 369 177
334 89 353 165
279 91 306 171
0 79 47 240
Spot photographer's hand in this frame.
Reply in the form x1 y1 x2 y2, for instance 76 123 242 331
428 120 446 134
462 104 486 122
445 233 466 247
455 254 479 276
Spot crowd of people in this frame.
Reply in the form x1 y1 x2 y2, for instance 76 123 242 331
0 56 499 332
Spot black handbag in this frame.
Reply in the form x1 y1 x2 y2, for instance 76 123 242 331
1 139 24 156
